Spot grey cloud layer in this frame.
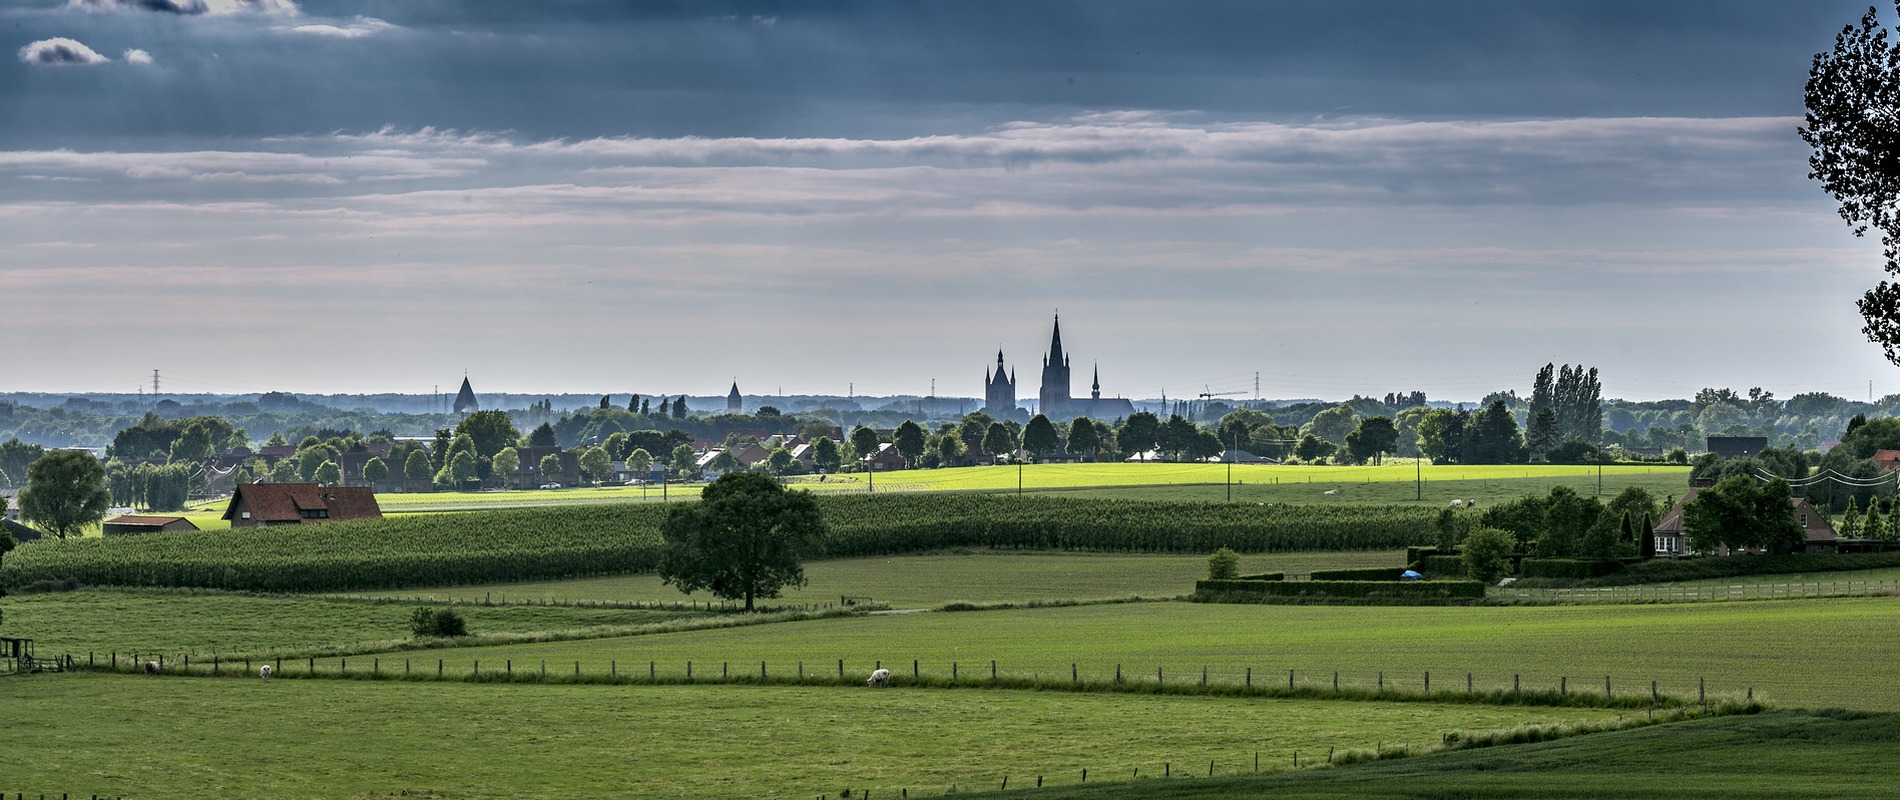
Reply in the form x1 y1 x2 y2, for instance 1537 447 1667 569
18 36 108 64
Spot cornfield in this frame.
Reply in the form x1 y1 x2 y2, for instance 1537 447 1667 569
1 496 1433 592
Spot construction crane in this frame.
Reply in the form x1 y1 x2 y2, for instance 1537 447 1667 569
1193 388 1247 421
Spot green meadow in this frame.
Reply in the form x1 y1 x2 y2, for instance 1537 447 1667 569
4 673 1624 800
386 598 1900 711
346 549 1409 608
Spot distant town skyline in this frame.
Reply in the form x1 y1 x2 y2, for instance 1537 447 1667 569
3 1 1896 402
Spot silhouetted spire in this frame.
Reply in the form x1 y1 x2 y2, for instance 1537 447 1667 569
452 377 478 414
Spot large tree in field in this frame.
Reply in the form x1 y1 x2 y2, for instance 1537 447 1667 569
1020 414 1060 460
1345 416 1399 465
982 422 1015 461
579 446 612 485
491 447 520 488
18 449 111 541
1805 3 1900 363
362 456 388 486
456 411 520 459
1067 417 1101 461
892 420 927 468
657 472 826 610
811 438 840 473
849 426 881 467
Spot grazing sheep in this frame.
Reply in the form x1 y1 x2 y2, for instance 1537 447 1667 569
143 661 160 675
1322 489 1338 496
1465 499 1477 507
867 668 891 687
1449 499 1464 508
260 664 273 682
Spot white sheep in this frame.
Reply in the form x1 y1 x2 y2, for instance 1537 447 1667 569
1322 489 1338 496
1449 499 1464 508
260 664 273 682
143 660 160 675
867 668 891 687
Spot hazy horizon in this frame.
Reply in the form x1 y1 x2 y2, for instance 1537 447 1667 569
4 1 1895 402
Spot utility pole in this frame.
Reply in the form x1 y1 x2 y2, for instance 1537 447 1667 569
152 369 160 398
1416 454 1421 501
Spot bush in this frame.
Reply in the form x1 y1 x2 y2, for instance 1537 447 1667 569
410 607 468 638
1194 579 1485 601
1309 567 1406 581
1519 558 1623 579
1461 527 1517 584
1207 547 1240 580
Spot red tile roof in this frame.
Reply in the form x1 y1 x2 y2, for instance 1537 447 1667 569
104 515 193 527
222 483 382 524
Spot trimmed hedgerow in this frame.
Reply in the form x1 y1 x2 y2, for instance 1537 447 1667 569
1194 579 1486 601
1309 567 1407 581
1519 559 1624 579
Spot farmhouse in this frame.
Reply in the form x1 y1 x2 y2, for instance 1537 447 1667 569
101 515 198 536
1651 487 1837 556
863 442 907 471
222 483 381 528
1872 449 1900 473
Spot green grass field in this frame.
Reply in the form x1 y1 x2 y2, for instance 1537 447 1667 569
345 550 1408 608
366 462 1690 511
3 673 1623 800
1 589 702 657
952 709 1900 800
386 598 1900 711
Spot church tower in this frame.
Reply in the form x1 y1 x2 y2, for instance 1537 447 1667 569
726 381 742 414
984 350 1017 414
452 376 479 415
1038 314 1071 417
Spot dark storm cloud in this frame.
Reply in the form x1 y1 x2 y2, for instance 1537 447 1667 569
0 0 1880 148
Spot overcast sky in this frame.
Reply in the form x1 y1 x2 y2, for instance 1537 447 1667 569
2 0 1894 403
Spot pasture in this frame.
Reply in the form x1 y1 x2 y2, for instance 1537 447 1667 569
0 588 704 657
3 673 1623 800
388 598 1900 711
346 549 1409 608
968 709 1900 800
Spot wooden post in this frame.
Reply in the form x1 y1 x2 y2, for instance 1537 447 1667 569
1467 672 1472 696
838 659 844 678
917 660 922 679
1073 663 1078 683
1605 675 1611 699
1201 666 1207 687
1424 671 1430 694
1246 667 1251 687
1514 674 1520 696
1561 676 1566 696
991 660 997 681
1289 669 1294 690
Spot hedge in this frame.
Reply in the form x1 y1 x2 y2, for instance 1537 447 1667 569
1584 550 1900 586
1406 546 1457 563
1413 555 1468 578
1236 572 1285 581
1194 579 1486 601
1308 567 1408 581
1518 559 1625 579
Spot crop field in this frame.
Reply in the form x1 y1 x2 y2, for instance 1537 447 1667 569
366 462 1690 510
4 673 1622 800
346 550 1409 608
1 497 1437 592
1 588 703 656
387 598 1900 711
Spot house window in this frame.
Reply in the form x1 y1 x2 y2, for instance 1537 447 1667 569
299 509 329 519
1801 513 1809 526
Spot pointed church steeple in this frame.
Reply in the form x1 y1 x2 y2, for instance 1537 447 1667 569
1092 363 1101 400
727 381 742 414
452 376 479 414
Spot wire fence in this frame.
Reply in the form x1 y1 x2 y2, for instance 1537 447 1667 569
44 652 1760 711
1499 578 1900 604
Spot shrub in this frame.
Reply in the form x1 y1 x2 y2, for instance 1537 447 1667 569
1207 547 1240 580
1461 527 1517 584
410 607 468 638
1194 579 1485 601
